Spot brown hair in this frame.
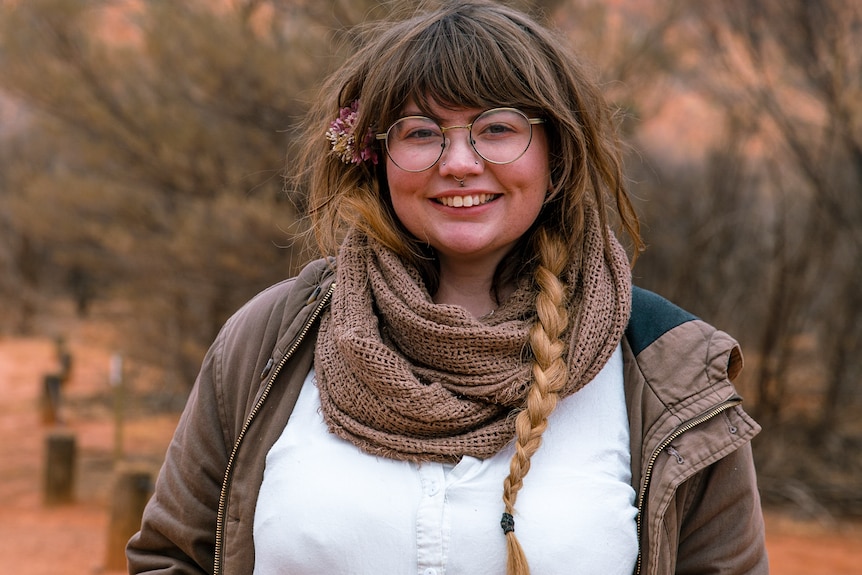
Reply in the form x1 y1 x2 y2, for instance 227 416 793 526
296 1 642 572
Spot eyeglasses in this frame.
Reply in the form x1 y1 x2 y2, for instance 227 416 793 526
376 107 545 172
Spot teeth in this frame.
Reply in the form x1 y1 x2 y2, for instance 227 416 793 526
438 194 494 207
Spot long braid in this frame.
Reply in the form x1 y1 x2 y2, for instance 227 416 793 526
501 227 570 575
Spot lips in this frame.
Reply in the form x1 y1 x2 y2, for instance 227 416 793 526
435 193 498 207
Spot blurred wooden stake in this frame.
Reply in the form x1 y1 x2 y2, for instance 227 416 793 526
104 465 153 571
41 374 62 425
43 430 76 506
111 353 124 463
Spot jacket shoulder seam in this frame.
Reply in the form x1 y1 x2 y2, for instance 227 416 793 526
626 286 698 356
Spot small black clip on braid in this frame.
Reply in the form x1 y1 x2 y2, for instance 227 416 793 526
500 512 515 534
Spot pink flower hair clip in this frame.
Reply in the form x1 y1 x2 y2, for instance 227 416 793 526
326 99 379 165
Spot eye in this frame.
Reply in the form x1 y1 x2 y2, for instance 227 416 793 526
474 121 522 142
472 109 529 140
391 117 442 142
405 127 441 140
479 122 517 136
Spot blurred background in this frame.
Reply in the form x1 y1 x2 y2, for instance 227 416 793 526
0 0 860 573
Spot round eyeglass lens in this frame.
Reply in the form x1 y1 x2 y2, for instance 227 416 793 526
470 108 533 164
383 108 535 172
384 116 445 172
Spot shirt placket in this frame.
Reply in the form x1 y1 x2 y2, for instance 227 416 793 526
415 463 449 575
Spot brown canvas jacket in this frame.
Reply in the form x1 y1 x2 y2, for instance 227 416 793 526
127 258 768 574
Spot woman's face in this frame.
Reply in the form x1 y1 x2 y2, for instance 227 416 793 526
385 100 550 272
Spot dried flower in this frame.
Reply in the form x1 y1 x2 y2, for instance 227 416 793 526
326 99 378 165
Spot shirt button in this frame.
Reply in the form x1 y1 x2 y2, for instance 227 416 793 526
423 569 438 575
427 480 439 496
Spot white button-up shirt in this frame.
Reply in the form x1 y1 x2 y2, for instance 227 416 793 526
254 344 637 574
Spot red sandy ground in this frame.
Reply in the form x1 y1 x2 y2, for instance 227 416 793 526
1 329 860 575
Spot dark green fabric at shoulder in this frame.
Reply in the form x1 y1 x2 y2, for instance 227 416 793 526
626 286 698 356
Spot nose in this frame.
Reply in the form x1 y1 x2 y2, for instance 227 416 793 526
438 127 482 177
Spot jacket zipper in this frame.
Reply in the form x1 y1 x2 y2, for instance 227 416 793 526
213 281 335 575
633 396 742 575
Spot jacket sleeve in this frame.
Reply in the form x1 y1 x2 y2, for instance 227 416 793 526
126 332 231 574
675 440 769 575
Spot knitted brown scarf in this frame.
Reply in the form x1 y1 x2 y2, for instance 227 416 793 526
314 210 632 463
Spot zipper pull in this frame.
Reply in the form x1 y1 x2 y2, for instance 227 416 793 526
259 357 274 380
306 285 322 305
666 445 685 464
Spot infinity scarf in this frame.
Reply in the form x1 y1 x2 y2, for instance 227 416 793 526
314 210 632 462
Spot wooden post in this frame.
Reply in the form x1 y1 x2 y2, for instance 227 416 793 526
104 465 154 571
110 353 124 462
41 374 63 425
43 430 76 505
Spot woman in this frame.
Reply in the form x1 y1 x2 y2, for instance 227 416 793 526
127 2 768 574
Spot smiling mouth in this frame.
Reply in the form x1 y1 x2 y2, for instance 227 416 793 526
435 193 498 208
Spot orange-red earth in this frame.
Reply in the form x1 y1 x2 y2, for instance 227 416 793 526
1 335 860 574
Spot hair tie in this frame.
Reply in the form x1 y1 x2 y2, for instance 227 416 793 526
500 512 515 534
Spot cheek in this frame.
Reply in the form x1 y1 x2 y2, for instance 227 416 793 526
385 158 413 199
516 154 551 208
385 168 425 225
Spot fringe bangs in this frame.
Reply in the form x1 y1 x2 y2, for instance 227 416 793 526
363 8 549 126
